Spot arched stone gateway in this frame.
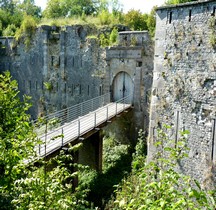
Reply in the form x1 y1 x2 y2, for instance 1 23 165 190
112 71 134 103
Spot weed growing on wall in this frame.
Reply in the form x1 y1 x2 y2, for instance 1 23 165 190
109 28 118 45
209 17 216 48
15 15 37 50
44 81 53 92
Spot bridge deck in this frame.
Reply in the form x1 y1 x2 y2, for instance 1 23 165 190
38 102 131 157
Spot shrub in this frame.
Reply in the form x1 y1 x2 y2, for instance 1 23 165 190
15 15 36 49
106 126 216 209
109 27 118 45
124 9 148 31
99 33 110 47
3 24 17 36
99 10 112 25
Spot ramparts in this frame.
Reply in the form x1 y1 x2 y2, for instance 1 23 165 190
149 0 216 187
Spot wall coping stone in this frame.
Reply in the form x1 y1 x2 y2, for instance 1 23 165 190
157 0 215 11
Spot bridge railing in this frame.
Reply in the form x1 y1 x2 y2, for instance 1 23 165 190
37 93 132 157
34 93 111 136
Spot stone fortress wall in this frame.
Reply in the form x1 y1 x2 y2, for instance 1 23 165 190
105 31 154 144
0 25 106 119
148 0 216 187
0 25 154 136
2 0 215 186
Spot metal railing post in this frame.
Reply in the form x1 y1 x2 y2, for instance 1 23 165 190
94 112 96 127
78 118 80 136
116 102 117 115
106 106 108 121
81 103 83 116
61 127 64 147
91 99 94 112
45 121 47 157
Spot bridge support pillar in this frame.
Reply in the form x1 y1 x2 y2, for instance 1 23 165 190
78 131 103 172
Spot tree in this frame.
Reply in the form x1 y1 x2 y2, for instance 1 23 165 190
43 0 66 18
0 0 15 14
124 9 148 31
147 6 156 38
18 0 41 19
0 72 92 209
63 0 97 16
43 0 98 18
0 0 40 36
0 71 38 208
15 14 37 49
12 146 92 210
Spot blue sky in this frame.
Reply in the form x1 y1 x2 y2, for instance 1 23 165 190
35 0 166 14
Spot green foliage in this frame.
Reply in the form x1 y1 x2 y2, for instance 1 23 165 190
99 27 119 47
124 9 148 31
209 34 216 48
0 8 21 36
0 71 38 208
147 6 157 38
99 33 110 47
99 9 112 25
0 73 93 209
44 81 53 91
109 27 118 45
3 24 17 36
43 0 98 18
18 0 41 19
103 136 130 172
0 20 2 35
166 0 198 5
0 0 16 13
42 0 66 18
131 130 146 170
15 15 37 49
106 126 216 209
209 17 216 48
0 0 40 36
0 0 156 38
86 135 132 208
12 145 93 209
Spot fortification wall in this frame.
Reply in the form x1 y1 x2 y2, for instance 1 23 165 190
106 31 154 143
149 0 216 187
0 25 106 119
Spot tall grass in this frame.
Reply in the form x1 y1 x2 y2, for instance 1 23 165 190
38 13 124 28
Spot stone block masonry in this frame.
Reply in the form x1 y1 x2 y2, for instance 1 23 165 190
0 25 107 119
106 31 154 140
0 25 154 141
148 0 216 187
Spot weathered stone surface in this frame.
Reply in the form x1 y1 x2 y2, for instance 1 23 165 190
149 0 216 187
0 27 153 139
0 25 106 119
106 31 154 136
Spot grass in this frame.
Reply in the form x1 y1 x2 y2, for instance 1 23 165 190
38 15 123 29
